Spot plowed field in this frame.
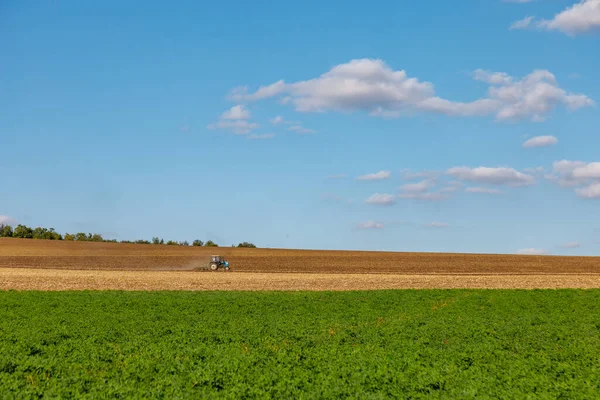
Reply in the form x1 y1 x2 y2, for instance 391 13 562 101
1 238 599 274
2 238 599 290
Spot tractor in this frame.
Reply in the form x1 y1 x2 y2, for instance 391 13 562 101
208 255 230 271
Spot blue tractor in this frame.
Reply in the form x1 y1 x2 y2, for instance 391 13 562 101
209 255 230 271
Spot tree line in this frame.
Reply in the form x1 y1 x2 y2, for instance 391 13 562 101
0 223 257 248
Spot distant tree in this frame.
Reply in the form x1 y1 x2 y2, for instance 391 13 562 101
192 240 204 247
180 241 190 246
75 232 88 241
13 224 34 239
135 239 151 244
64 233 75 241
120 240 133 244
152 237 161 245
159 238 164 245
166 240 178 245
237 242 256 248
104 239 118 243
0 224 13 238
204 240 218 247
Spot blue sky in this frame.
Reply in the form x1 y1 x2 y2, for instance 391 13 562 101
2 0 599 255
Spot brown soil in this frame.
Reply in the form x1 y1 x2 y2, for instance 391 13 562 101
1 238 599 274
1 238 599 290
2 269 600 291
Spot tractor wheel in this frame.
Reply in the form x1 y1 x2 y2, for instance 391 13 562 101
210 263 218 271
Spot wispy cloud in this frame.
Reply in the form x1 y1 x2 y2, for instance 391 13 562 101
357 170 391 181
446 166 535 186
356 220 384 229
207 105 259 134
465 187 502 194
248 133 275 140
510 0 600 36
0 215 16 226
424 221 449 228
287 125 316 134
517 248 549 255
365 193 396 206
522 135 558 148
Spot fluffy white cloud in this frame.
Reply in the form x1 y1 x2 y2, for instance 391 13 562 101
228 59 593 122
424 222 449 228
517 248 549 255
511 0 600 35
547 160 600 193
576 182 600 198
572 162 600 179
365 193 396 205
208 105 258 134
0 215 16 226
221 105 251 120
522 135 558 148
465 187 502 194
357 221 384 229
247 133 275 140
357 170 391 181
446 166 535 186
538 0 600 35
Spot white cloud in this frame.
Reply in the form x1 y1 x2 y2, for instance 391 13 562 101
208 106 258 134
572 162 600 179
221 105 251 120
446 166 535 186
547 160 600 191
510 16 535 30
424 221 449 228
398 192 448 201
560 242 581 249
287 125 316 134
247 133 275 140
522 135 558 148
357 221 384 229
401 169 441 180
357 170 391 181
270 116 284 125
538 0 600 35
576 182 600 198
207 119 259 134
227 58 593 122
399 179 435 193
517 248 549 255
465 187 502 194
0 215 16 226
524 166 545 175
365 193 396 205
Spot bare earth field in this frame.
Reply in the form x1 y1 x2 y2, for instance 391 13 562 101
1 238 599 290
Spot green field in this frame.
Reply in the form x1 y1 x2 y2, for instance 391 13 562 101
1 290 599 398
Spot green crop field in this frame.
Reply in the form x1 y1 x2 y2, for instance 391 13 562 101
1 290 599 398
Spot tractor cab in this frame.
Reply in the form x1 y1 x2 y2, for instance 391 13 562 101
209 255 230 271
